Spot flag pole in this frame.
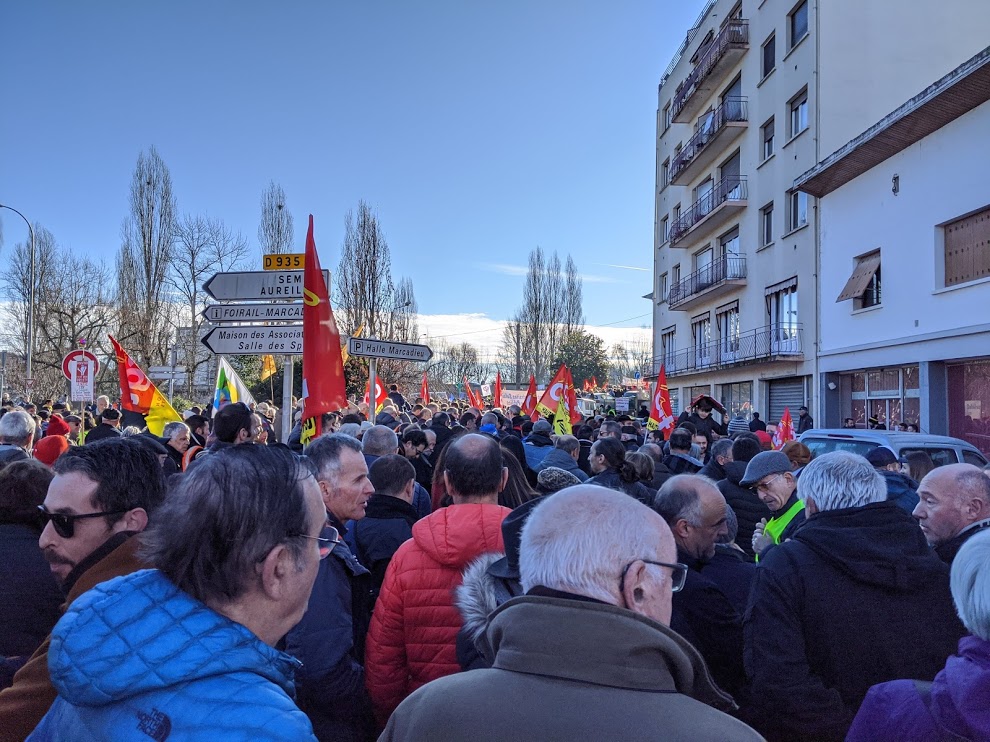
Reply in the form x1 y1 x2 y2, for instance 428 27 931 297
281 356 293 443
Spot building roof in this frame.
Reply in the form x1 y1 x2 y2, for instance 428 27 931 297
795 45 990 198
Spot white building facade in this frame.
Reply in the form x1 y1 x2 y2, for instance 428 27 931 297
795 46 990 459
652 0 817 423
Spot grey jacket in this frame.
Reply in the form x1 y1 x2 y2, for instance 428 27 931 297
382 595 764 741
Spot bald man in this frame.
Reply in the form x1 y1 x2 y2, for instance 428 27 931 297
914 463 990 564
380 485 761 741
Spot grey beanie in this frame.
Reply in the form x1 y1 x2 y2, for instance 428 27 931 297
537 466 581 494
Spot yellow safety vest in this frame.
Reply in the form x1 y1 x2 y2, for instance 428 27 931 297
756 498 805 562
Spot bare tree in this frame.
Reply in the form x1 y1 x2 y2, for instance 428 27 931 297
258 181 295 256
563 255 585 335
334 201 395 337
167 214 250 394
116 146 177 366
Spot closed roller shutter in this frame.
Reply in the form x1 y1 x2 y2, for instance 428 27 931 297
768 378 805 425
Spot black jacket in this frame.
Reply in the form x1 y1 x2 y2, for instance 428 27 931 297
718 461 772 558
743 502 967 742
284 520 375 742
934 518 990 565
671 549 747 700
699 458 727 483
0 444 28 467
646 459 672 491
587 469 655 506
350 494 418 600
663 453 703 475
83 424 121 443
796 413 814 434
678 411 727 439
749 418 767 432
701 544 757 616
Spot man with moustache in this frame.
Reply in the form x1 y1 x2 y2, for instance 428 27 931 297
0 438 165 741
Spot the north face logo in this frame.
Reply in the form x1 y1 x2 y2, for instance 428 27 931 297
136 707 172 741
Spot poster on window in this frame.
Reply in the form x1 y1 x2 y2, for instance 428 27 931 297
70 360 94 402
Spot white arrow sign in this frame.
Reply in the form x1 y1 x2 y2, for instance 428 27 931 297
203 270 329 301
347 337 433 362
202 302 303 323
201 325 303 355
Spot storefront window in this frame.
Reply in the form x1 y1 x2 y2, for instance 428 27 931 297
687 385 711 407
719 382 753 419
843 365 920 429
851 373 866 393
948 361 990 456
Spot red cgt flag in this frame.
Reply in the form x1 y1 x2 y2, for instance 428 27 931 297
420 372 430 406
647 365 676 436
536 365 569 419
563 367 583 425
364 378 388 412
493 371 503 408
774 408 796 450
522 375 539 419
300 215 347 446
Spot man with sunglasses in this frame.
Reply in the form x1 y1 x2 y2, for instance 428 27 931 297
283 433 376 741
0 439 165 742
380 485 761 741
653 474 747 700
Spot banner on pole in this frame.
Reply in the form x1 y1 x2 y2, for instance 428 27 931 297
70 360 94 402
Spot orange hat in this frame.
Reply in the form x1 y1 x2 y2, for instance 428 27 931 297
34 436 70 467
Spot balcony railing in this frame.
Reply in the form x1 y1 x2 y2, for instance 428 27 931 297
670 176 747 245
672 20 749 121
670 98 748 183
653 323 803 377
668 256 746 306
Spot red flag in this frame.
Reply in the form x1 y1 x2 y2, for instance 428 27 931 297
522 375 539 419
591 376 598 389
647 365 676 436
563 367 583 425
493 372 503 408
301 215 347 446
420 373 430 405
364 378 388 412
536 365 569 419
774 408 796 450
463 376 483 409
107 335 181 436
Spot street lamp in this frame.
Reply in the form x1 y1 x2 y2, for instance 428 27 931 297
0 203 36 400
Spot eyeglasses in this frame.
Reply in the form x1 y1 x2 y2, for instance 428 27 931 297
295 524 344 560
619 559 689 595
37 505 130 539
754 474 784 493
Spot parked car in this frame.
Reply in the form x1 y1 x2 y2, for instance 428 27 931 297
798 429 988 468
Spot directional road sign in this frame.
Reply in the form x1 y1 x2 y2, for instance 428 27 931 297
347 337 433 363
202 302 303 323
203 270 329 301
201 325 303 355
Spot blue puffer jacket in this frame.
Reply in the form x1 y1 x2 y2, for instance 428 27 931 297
29 569 316 742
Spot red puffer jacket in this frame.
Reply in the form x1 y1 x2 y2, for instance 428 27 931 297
365 503 510 722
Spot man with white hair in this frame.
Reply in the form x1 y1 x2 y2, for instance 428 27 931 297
361 425 431 519
380 485 762 741
744 451 966 741
0 411 36 466
848 529 990 741
912 462 990 565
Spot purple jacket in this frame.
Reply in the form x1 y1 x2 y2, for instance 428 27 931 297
847 635 990 741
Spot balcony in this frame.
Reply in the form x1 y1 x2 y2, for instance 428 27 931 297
670 98 748 186
652 323 804 378
670 176 748 247
672 20 749 123
668 255 746 310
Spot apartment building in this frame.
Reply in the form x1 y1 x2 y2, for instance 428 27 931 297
652 0 817 423
795 46 990 456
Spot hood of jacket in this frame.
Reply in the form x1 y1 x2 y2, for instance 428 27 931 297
524 432 554 448
485 595 736 713
411 503 509 568
879 470 919 501
540 447 581 472
930 636 990 738
723 459 747 486
455 553 505 646
793 501 946 591
48 569 301 707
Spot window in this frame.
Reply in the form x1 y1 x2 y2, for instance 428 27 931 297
661 159 670 188
836 251 882 308
943 206 990 286
719 381 752 419
788 190 808 231
662 102 672 131
789 88 808 137
659 272 668 303
789 1 808 48
671 263 681 287
761 118 775 160
661 327 677 371
761 33 776 78
672 203 681 228
761 203 774 246
766 279 799 352
692 313 712 368
660 215 669 243
716 302 741 359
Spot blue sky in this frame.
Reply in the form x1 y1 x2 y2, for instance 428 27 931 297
0 1 703 341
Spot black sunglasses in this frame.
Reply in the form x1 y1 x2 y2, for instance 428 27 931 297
38 505 130 539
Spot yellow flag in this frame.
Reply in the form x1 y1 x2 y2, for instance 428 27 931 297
145 388 182 437
553 391 572 435
341 324 364 365
260 354 277 381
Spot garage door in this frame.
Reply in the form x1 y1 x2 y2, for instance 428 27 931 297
768 378 806 425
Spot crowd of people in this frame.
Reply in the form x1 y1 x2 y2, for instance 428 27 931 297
1 389 990 740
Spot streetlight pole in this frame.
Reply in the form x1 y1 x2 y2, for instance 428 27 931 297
0 204 36 400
